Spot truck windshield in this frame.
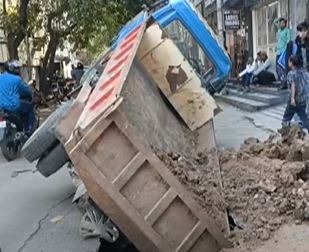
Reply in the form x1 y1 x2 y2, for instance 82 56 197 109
164 20 214 82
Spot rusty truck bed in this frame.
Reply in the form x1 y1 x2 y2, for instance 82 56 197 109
60 16 230 252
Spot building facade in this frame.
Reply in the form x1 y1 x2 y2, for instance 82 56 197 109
252 0 309 61
202 0 309 76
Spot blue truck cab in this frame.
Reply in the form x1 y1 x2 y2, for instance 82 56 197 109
113 0 231 95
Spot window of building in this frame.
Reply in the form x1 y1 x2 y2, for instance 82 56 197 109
257 7 267 47
255 1 279 60
267 3 279 44
163 20 214 80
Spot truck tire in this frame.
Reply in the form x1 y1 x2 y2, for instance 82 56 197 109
36 144 69 177
22 101 73 163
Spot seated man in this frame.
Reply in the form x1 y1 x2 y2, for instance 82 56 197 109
0 61 36 135
238 56 256 92
253 51 276 85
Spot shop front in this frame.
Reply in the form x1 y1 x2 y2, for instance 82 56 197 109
252 0 309 63
223 1 252 77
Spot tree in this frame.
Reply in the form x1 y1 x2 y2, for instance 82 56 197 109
81 0 157 58
37 0 132 94
1 0 30 59
0 0 156 94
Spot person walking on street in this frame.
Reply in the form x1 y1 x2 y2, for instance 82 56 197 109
282 55 309 130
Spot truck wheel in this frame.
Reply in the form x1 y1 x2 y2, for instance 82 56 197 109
36 144 69 177
22 101 73 162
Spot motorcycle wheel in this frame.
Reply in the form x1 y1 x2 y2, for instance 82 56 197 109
1 135 21 161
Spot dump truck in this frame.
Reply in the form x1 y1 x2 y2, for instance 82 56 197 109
22 0 232 251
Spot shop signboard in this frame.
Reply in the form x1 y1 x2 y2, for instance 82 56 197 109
224 10 240 30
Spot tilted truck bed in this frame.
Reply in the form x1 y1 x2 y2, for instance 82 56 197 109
60 13 230 252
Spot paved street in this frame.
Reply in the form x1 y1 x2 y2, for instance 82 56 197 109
0 155 98 252
0 103 304 252
214 102 284 149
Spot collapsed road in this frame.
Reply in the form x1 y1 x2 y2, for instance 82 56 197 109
16 0 309 251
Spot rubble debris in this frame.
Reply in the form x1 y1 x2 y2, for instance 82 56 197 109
220 126 309 250
156 126 309 251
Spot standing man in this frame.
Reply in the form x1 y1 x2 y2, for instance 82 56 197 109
295 21 309 72
72 62 85 87
274 18 291 88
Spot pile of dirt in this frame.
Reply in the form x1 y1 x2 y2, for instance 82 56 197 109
155 148 229 234
220 126 309 250
157 126 309 251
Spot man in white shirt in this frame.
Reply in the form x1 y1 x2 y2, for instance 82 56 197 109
239 57 256 92
252 52 276 85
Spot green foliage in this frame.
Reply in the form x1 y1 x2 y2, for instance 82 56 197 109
1 5 19 33
0 0 157 60
68 0 131 51
78 0 157 57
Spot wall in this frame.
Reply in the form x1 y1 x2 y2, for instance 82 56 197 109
289 0 309 38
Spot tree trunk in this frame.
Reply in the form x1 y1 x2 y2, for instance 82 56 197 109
5 0 30 60
40 35 60 96
7 35 19 60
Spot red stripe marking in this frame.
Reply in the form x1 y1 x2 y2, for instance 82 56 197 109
125 25 141 41
114 43 134 61
89 88 114 110
120 26 141 49
107 55 128 75
120 33 138 50
86 25 143 113
100 70 122 91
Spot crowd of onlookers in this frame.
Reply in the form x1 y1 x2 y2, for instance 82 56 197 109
239 19 309 93
239 19 309 131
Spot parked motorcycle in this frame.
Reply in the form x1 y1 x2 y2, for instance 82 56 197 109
49 78 76 104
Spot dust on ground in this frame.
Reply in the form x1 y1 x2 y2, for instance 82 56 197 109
157 126 309 251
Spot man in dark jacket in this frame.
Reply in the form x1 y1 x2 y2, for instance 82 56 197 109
295 21 309 71
72 62 85 86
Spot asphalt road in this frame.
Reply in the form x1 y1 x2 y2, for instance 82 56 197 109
0 155 98 252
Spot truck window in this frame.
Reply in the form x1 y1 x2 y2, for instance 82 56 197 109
164 20 214 82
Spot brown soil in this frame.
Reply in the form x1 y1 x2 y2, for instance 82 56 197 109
156 148 228 234
221 126 309 250
157 126 309 251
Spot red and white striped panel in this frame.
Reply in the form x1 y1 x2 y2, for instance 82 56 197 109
78 23 146 129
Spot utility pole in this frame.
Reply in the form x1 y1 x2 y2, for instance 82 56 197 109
216 0 224 47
